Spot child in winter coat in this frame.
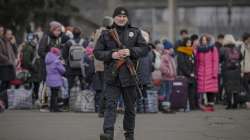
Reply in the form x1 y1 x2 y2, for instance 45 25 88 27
159 40 177 113
45 47 65 112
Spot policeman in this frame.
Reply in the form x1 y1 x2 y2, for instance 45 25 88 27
94 7 149 140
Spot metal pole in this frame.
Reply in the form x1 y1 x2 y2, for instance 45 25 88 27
152 8 156 41
168 0 176 43
227 0 232 32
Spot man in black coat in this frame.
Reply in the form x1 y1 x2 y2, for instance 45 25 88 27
94 7 149 140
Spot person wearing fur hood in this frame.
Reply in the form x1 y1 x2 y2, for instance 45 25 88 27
195 34 219 112
220 34 243 109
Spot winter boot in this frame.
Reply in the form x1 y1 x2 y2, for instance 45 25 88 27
100 133 113 140
125 131 134 140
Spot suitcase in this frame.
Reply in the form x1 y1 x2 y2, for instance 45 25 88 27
170 76 188 110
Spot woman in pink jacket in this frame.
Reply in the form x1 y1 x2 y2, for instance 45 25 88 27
195 34 219 112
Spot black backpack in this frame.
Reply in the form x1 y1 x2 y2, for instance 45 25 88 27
225 47 241 69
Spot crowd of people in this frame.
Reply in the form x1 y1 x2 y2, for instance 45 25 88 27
152 30 250 112
1 6 250 140
0 18 250 114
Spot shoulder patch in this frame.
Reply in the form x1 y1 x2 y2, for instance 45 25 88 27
129 32 134 38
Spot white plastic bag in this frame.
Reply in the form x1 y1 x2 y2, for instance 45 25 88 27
8 86 33 109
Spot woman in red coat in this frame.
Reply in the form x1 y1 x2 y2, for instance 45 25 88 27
195 34 219 111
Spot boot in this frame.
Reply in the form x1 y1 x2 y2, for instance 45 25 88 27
100 133 113 140
98 112 104 118
124 131 134 140
226 102 232 110
54 97 63 112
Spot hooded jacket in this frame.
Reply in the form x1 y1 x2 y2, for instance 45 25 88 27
160 49 177 81
45 52 65 87
195 35 219 93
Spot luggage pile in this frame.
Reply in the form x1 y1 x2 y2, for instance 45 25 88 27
7 85 33 109
70 84 95 113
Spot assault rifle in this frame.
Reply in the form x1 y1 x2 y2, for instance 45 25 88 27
109 28 143 96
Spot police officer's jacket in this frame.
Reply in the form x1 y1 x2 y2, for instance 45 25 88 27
94 24 149 87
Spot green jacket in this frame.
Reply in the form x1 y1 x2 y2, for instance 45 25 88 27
22 43 42 82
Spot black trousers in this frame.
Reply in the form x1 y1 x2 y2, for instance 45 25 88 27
95 90 102 112
29 82 40 101
188 82 198 110
0 81 10 109
50 87 60 111
99 91 106 114
103 85 137 137
207 93 215 103
98 84 106 114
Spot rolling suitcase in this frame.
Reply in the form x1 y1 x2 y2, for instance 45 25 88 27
170 76 188 110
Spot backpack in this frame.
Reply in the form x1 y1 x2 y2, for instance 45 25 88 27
225 47 241 69
68 39 85 68
20 43 38 68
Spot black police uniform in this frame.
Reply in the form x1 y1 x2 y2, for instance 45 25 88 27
94 23 149 139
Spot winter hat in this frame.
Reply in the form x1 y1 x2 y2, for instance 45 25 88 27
163 40 173 49
113 7 129 18
103 16 113 28
49 21 62 31
50 47 60 56
223 34 236 46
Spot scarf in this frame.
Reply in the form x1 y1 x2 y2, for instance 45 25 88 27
197 45 214 52
176 46 193 56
